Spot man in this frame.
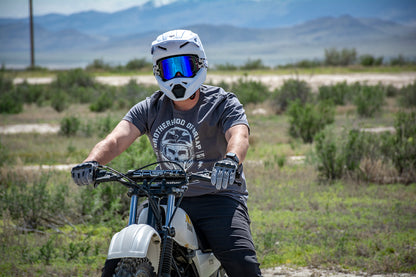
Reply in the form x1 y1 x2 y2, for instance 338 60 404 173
72 29 262 276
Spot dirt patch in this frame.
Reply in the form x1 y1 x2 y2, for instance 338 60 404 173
0 123 60 134
261 266 415 277
208 72 416 91
360 127 396 133
22 164 76 171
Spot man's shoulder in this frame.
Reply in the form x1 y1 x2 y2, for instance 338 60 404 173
201 85 233 101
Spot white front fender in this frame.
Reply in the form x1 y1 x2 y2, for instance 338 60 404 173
107 224 161 271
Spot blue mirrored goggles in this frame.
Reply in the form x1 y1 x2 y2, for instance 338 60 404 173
157 55 199 81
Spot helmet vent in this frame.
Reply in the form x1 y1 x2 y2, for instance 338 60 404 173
180 42 189 48
157 46 167 51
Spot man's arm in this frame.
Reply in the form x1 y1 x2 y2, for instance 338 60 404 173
83 120 141 165
224 124 249 164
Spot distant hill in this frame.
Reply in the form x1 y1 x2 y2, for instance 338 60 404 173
0 0 415 68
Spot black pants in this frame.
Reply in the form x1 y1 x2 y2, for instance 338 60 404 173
102 195 262 277
179 195 262 277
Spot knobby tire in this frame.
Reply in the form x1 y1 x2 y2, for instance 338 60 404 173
114 257 156 277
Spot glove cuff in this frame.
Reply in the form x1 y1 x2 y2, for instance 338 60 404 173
225 152 239 164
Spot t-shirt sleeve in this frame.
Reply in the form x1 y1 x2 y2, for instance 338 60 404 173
221 93 250 134
123 99 149 135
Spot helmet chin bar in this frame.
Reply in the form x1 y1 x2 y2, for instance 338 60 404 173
172 84 186 99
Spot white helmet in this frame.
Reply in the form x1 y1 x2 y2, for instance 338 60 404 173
151 30 208 101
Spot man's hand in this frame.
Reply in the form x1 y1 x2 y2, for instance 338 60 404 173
71 161 99 186
211 158 238 190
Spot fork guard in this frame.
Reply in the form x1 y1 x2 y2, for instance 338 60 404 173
107 224 161 272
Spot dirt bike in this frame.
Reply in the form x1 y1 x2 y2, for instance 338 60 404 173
92 161 226 277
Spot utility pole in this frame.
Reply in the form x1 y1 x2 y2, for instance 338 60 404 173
29 0 35 69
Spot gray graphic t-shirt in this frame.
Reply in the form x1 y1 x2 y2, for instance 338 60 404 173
123 85 249 203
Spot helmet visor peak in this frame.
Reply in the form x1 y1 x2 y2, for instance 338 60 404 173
157 55 199 81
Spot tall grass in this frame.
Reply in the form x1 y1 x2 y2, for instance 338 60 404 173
246 163 416 273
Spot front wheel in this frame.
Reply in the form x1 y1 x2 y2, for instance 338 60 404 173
114 258 156 277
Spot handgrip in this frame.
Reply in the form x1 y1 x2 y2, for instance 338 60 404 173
190 172 211 182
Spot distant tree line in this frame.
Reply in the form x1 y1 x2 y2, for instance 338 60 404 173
215 48 415 70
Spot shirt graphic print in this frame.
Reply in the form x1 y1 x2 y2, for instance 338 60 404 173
152 118 205 171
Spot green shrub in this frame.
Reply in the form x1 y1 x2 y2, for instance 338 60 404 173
0 140 9 166
60 116 81 136
0 73 13 92
294 59 322 68
125 58 152 70
390 54 406 66
0 74 24 113
324 48 357 66
314 128 344 180
381 111 416 181
15 81 47 104
54 68 95 89
313 122 415 183
240 58 269 70
118 79 155 108
86 59 112 71
398 81 416 108
89 89 115 112
0 173 69 229
318 81 352 105
273 79 311 112
231 77 269 105
314 128 367 180
287 99 335 143
69 86 99 104
214 63 238 71
276 59 322 69
354 84 385 117
51 90 70 112
96 115 119 138
214 80 231 92
385 84 399 98
359 54 383 66
0 90 23 114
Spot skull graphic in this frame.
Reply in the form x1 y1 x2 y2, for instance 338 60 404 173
161 126 194 170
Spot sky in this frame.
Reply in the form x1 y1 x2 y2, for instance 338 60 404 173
0 0 179 18
1 0 415 24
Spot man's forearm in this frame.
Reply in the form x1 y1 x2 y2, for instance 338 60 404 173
225 124 249 164
83 137 121 165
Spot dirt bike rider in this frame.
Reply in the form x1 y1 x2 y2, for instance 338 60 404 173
71 29 262 277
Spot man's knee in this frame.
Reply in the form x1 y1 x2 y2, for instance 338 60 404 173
217 249 262 277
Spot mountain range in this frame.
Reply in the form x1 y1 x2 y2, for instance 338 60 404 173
1 0 415 69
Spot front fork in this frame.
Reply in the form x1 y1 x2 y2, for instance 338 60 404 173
159 194 176 277
128 188 177 277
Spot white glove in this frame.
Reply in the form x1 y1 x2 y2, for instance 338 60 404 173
211 158 238 190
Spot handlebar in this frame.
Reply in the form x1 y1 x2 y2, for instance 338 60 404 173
94 164 211 193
